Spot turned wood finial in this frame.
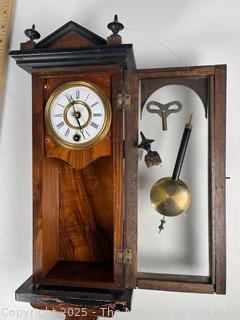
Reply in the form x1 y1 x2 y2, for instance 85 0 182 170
107 14 124 45
20 24 41 50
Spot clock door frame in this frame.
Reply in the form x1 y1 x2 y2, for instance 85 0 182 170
124 65 226 294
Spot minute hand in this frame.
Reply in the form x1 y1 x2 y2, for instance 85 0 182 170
72 103 85 139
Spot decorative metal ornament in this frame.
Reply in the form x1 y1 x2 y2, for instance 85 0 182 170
158 216 166 233
146 100 182 131
138 131 162 167
150 114 193 230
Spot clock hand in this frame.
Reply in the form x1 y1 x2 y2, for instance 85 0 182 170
77 117 86 140
72 102 86 139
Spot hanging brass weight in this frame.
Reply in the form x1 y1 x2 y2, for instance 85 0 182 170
150 114 193 217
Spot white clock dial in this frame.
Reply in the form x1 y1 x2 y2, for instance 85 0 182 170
45 81 112 150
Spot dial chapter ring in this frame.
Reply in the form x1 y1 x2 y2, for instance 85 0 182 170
44 81 112 150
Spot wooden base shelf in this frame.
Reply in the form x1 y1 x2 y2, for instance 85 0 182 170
41 261 114 288
16 276 132 318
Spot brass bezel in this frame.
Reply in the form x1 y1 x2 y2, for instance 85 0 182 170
45 81 112 150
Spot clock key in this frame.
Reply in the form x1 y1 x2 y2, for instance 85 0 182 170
146 100 182 131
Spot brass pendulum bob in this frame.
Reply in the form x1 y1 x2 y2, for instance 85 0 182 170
150 114 193 230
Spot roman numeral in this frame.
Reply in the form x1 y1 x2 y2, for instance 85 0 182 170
85 93 90 101
90 122 99 129
93 113 102 117
76 89 80 99
65 93 73 103
85 130 90 137
91 102 99 108
56 121 64 129
64 128 70 137
54 113 63 117
57 103 65 108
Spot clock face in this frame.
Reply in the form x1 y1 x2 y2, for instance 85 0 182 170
45 81 112 150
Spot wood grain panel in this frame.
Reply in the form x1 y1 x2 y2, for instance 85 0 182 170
208 75 215 283
137 65 218 78
43 261 113 286
138 272 214 293
49 31 95 49
32 74 45 282
59 161 112 263
82 157 114 246
45 132 111 169
33 65 120 79
212 65 226 294
111 70 124 288
137 279 214 294
124 71 138 288
33 75 60 282
42 157 60 276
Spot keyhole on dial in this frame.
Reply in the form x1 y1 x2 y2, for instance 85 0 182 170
73 134 80 141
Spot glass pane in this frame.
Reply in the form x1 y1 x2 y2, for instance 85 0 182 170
138 84 209 276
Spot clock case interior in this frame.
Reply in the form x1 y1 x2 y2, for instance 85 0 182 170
9 20 226 316
35 69 120 288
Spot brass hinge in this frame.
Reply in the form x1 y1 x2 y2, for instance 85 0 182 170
117 94 131 109
117 249 132 264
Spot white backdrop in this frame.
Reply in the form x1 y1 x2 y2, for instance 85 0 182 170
0 0 239 319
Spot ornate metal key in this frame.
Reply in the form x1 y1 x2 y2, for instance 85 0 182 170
146 100 182 131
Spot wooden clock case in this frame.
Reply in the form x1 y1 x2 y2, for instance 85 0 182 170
10 21 135 318
10 18 226 319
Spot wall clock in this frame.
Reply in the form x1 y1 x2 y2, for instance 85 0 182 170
10 15 226 320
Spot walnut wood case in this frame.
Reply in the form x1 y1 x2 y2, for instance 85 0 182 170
10 20 226 318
